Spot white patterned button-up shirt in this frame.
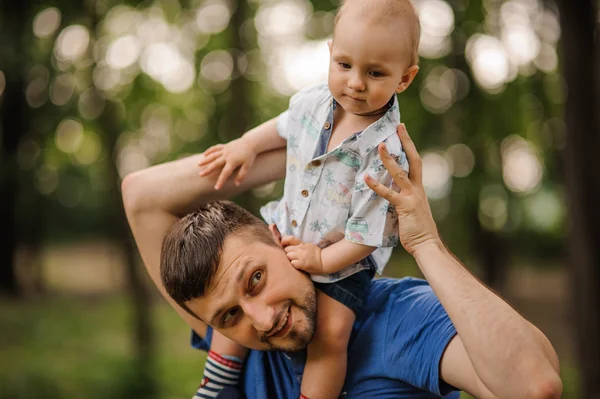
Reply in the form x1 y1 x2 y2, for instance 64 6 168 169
260 83 409 283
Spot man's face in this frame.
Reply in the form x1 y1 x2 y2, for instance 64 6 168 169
186 233 317 352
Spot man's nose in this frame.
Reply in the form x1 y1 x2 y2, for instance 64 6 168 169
348 72 365 91
243 301 275 332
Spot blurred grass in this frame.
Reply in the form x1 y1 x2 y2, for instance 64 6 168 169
0 293 579 398
0 295 204 399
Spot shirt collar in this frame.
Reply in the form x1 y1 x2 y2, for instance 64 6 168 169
325 93 401 157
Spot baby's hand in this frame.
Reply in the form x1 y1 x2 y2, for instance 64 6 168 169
281 236 324 274
198 138 257 190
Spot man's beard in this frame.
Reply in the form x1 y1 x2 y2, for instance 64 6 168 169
261 286 317 352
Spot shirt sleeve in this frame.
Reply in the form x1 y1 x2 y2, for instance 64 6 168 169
190 326 213 352
276 110 291 140
276 91 302 140
384 279 458 396
345 148 399 248
276 83 329 140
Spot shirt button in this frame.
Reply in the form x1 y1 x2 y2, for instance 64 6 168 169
311 160 321 167
324 121 331 130
291 220 298 227
301 189 309 197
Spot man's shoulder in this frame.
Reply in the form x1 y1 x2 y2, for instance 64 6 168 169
358 276 446 329
347 277 457 397
364 277 432 308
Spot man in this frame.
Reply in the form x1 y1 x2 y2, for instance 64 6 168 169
122 124 562 398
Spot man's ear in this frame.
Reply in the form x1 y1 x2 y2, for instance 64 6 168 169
396 65 419 94
268 223 283 246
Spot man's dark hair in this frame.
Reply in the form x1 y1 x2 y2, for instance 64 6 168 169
160 200 278 318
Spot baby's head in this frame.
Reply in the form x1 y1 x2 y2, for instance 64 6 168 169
328 0 420 115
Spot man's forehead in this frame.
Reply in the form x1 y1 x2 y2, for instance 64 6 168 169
209 240 254 292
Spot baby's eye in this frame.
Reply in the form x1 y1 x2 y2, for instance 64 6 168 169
370 71 384 78
339 62 351 69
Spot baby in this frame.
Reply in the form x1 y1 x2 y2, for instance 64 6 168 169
196 1 420 398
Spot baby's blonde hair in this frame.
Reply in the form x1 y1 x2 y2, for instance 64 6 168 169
334 0 421 66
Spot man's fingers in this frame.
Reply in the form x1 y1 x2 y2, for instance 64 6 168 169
377 143 412 191
214 164 235 190
397 124 422 185
364 174 399 203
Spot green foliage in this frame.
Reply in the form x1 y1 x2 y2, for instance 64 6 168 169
0 295 204 399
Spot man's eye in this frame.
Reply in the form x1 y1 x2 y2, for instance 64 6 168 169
339 62 351 69
250 271 262 289
223 308 238 324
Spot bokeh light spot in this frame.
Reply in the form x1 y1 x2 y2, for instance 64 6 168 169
422 151 452 199
33 7 62 39
195 1 231 34
35 165 59 195
446 144 475 177
73 131 102 165
54 25 90 62
56 119 84 154
106 35 141 70
200 50 234 82
415 0 455 59
501 135 543 194
50 73 75 106
78 88 106 120
479 184 508 231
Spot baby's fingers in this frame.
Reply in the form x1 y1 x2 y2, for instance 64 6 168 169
202 144 224 157
234 162 251 186
281 236 302 247
198 158 225 177
198 150 222 167
290 259 304 270
214 163 236 190
284 245 299 254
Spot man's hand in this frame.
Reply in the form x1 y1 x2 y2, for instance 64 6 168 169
281 236 324 274
364 124 441 256
198 138 258 190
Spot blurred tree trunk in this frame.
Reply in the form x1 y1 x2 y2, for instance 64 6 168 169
98 101 156 396
0 0 28 296
86 3 156 395
228 0 262 212
558 0 600 396
229 0 250 137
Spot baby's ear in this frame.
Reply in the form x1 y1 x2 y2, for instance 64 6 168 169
396 65 419 94
327 40 333 52
268 223 283 246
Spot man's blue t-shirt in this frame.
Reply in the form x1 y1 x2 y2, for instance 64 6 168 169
192 277 460 398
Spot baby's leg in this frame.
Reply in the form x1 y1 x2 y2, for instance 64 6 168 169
194 331 248 399
300 290 355 399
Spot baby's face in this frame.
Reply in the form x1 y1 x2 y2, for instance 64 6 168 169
328 12 414 116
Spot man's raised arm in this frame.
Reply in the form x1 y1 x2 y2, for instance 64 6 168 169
121 118 286 333
365 124 562 399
